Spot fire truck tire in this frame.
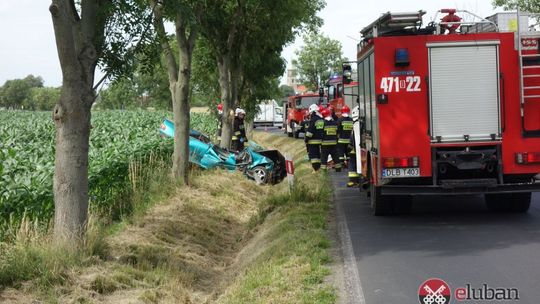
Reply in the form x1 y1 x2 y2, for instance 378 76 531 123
370 184 393 215
393 196 413 214
484 192 531 213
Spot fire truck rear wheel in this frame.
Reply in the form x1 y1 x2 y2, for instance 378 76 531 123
394 196 413 214
370 183 393 215
484 192 531 213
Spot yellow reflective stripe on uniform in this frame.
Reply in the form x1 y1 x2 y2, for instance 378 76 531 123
321 165 327 169
305 132 313 137
322 141 337 146
338 139 350 144
310 158 321 163
348 172 360 177
342 121 354 131
235 131 241 135
308 139 322 144
315 120 324 129
325 126 337 135
232 136 238 140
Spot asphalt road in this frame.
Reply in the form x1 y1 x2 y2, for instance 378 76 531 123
259 127 540 303
331 172 540 304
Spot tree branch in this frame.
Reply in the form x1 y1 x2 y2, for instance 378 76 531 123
49 0 80 84
151 0 178 82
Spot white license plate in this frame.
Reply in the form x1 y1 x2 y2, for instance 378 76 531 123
382 168 420 178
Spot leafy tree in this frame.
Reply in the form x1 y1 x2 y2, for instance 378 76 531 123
150 0 201 185
98 79 138 109
197 0 325 148
493 0 540 11
293 31 346 91
279 84 295 98
0 75 44 109
48 0 152 243
27 87 61 111
23 75 45 88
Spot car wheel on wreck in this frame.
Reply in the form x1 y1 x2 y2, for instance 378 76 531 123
251 166 268 185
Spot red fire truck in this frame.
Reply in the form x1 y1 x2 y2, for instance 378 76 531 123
351 9 540 215
327 73 359 116
284 93 327 138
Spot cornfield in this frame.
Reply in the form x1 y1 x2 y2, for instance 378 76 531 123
0 110 218 233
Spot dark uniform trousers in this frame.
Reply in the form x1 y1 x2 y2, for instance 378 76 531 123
305 116 324 171
321 121 342 172
337 117 354 163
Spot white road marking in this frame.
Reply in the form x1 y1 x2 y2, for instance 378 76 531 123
335 189 367 304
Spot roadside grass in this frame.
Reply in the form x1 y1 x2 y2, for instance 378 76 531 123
0 153 177 294
0 131 336 303
217 132 336 304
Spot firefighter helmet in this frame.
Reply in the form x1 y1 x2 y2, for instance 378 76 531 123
217 103 223 111
341 105 350 114
321 107 331 118
308 104 319 113
351 106 360 121
235 108 246 116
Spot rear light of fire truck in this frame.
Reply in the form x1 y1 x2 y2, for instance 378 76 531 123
515 152 540 165
382 156 419 168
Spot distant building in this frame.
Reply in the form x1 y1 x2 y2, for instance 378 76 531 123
286 68 308 94
286 68 298 91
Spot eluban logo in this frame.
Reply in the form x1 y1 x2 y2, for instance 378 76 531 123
418 278 452 304
419 279 520 303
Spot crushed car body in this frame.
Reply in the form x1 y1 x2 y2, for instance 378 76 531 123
159 119 286 184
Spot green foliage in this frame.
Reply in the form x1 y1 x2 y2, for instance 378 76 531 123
493 0 540 12
0 110 216 236
0 75 44 109
293 31 346 91
27 87 61 111
280 85 296 98
98 79 140 110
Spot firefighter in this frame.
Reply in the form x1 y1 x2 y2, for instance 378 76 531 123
217 103 223 141
321 107 342 172
232 108 247 152
347 106 361 187
305 104 324 172
336 105 354 164
302 112 311 152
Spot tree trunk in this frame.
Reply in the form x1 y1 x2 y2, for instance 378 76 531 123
171 49 192 184
218 55 233 149
53 86 93 242
49 0 106 244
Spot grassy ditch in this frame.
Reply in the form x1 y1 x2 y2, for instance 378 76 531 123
0 132 335 303
217 132 335 304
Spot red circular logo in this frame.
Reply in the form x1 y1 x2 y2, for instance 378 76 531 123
418 278 451 304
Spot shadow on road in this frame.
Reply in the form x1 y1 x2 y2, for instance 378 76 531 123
332 172 540 260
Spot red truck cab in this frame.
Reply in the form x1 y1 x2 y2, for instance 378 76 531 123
284 93 327 138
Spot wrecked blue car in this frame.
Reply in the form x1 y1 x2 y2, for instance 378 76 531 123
160 119 286 184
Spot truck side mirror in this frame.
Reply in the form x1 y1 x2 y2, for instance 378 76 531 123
343 64 353 84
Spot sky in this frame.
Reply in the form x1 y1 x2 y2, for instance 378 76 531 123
0 0 503 87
